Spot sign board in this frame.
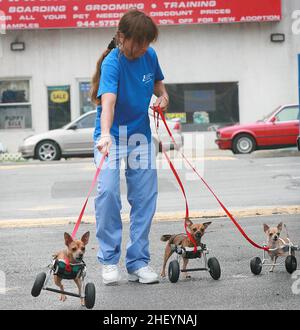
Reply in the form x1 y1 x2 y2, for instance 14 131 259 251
0 0 282 30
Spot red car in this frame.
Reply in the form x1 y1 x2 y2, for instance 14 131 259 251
216 104 300 154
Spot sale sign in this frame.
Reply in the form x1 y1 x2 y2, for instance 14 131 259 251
0 0 281 30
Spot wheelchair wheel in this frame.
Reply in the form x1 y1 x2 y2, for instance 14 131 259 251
31 272 46 297
250 257 262 275
208 257 221 280
85 282 96 309
168 260 180 283
285 255 297 274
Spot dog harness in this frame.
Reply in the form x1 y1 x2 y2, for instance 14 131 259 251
53 258 85 280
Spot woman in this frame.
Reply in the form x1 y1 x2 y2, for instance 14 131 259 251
91 9 169 285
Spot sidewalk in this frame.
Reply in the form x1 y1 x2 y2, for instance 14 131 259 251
0 146 298 163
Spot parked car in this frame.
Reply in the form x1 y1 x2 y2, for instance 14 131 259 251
18 110 183 161
215 104 300 154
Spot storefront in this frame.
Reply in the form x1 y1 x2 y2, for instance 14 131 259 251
0 0 299 152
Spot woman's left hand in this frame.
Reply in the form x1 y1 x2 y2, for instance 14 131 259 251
154 95 169 112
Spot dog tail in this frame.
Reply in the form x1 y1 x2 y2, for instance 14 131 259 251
160 234 172 242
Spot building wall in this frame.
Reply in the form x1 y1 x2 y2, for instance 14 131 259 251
0 0 299 152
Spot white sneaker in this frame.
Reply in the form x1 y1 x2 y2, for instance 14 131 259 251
102 264 121 285
128 266 159 284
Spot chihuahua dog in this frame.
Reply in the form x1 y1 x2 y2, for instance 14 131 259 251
53 231 90 305
264 222 293 272
160 219 211 279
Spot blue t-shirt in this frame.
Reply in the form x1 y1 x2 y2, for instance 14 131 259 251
93 47 164 144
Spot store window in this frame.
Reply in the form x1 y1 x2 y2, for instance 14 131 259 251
79 82 94 115
165 82 239 131
0 79 32 129
48 85 71 130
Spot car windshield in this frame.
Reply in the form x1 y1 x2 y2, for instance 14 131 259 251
260 106 281 122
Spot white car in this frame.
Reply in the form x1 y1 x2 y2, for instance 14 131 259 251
18 110 184 161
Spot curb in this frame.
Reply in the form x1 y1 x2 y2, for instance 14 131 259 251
0 205 299 229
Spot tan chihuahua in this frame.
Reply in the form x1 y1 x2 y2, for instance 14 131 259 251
264 222 293 272
53 231 90 306
160 219 211 279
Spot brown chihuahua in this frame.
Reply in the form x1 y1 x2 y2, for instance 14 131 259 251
264 222 293 272
53 231 90 306
160 219 211 279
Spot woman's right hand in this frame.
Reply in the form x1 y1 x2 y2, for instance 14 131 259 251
97 135 112 155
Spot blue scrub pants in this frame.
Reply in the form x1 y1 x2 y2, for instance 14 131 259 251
94 140 158 273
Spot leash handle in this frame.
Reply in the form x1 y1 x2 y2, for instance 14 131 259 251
152 105 269 252
71 152 108 239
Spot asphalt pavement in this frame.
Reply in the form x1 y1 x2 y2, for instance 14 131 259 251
0 150 300 222
0 148 299 310
0 214 299 310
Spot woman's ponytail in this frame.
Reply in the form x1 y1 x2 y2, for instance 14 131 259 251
90 38 116 106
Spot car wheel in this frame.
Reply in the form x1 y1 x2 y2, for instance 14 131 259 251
36 140 61 161
232 134 256 154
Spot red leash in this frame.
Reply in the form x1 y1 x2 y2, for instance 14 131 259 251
71 152 108 239
152 105 269 252
153 108 198 252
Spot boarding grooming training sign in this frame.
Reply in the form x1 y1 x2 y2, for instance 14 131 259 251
0 0 281 30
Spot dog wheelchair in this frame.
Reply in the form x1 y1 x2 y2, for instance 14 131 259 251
31 258 96 309
250 238 299 275
168 243 221 283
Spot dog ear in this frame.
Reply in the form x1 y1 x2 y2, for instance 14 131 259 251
277 222 283 231
263 224 269 233
81 231 90 245
185 218 193 227
64 232 73 247
203 222 212 229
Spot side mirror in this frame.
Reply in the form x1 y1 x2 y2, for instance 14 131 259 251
270 117 276 124
68 124 78 130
